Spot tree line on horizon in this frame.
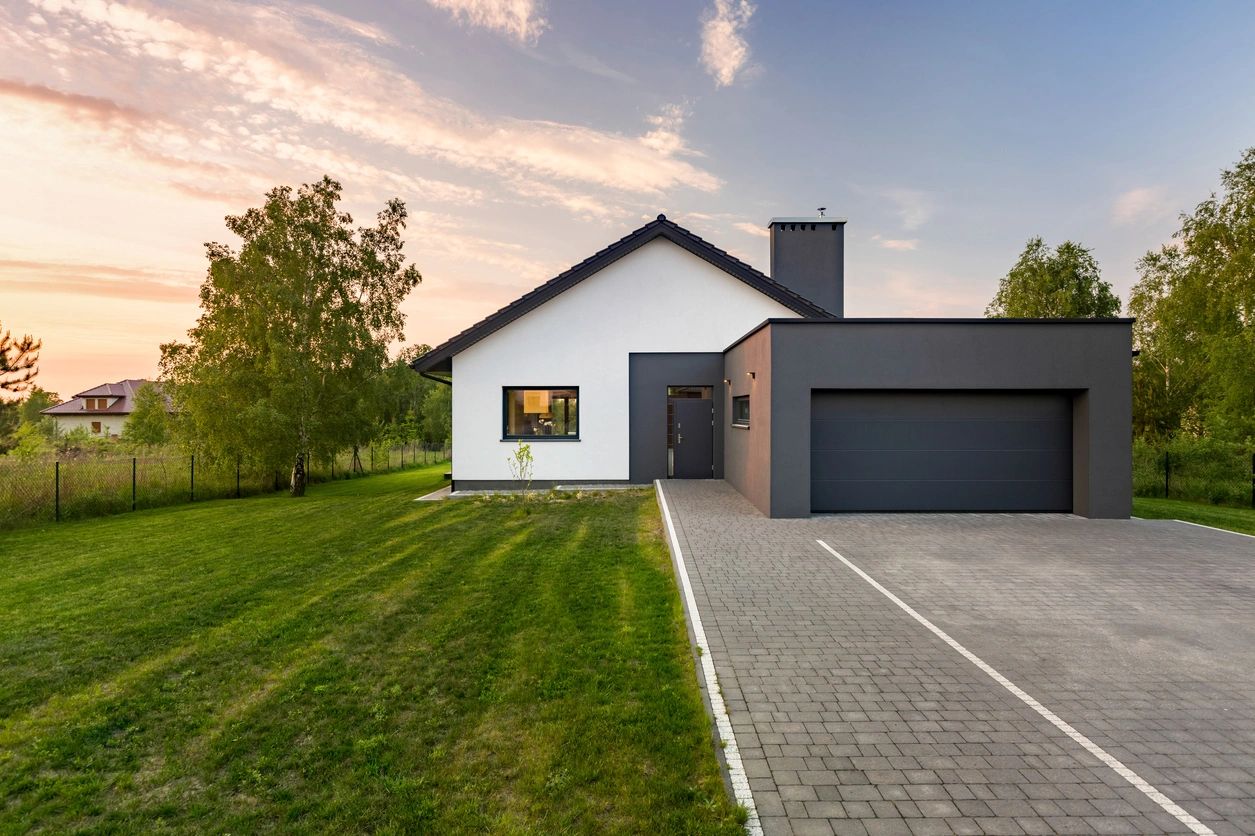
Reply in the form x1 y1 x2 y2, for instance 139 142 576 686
1 178 449 482
4 149 1253 481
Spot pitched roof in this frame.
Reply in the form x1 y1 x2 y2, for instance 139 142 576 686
41 379 166 416
411 215 833 375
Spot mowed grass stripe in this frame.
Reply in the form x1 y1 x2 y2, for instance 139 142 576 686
0 508 478 727
0 466 741 833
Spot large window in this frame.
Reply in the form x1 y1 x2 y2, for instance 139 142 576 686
732 395 750 427
503 387 579 440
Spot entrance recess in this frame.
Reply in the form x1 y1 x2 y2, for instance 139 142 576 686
671 395 714 479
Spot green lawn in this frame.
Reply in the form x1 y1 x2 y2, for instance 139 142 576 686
1134 496 1255 536
0 465 741 834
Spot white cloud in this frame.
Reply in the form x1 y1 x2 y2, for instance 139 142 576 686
850 269 986 318
12 0 720 203
1112 186 1170 225
426 0 547 44
557 43 636 84
700 0 754 87
881 188 935 230
871 234 918 251
733 221 769 238
283 3 396 46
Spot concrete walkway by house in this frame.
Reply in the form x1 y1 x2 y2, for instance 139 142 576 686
658 480 1255 836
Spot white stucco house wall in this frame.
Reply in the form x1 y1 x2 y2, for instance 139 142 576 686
450 237 799 482
413 214 830 488
41 379 168 438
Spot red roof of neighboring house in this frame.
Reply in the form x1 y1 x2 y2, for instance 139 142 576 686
40 379 169 416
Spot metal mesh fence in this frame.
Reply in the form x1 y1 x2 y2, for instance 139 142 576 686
1133 438 1255 507
0 443 450 530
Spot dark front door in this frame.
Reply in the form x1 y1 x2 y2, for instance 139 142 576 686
672 398 714 478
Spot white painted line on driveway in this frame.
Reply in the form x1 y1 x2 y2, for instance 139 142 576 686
656 481 760 836
815 538 1216 836
1173 518 1255 541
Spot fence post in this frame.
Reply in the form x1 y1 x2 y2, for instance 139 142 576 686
1163 451 1170 498
132 457 137 512
190 455 195 502
1250 452 1254 509
371 445 375 472
236 457 241 499
55 461 60 522
331 456 335 480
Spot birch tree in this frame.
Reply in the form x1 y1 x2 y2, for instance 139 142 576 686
161 177 421 495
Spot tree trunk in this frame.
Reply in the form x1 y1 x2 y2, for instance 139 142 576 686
290 452 307 497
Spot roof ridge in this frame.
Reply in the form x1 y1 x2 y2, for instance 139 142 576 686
656 218 831 313
412 215 832 375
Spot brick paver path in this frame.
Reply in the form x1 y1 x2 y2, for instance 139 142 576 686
659 481 1255 836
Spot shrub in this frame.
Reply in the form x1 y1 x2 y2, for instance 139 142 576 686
1134 436 1253 507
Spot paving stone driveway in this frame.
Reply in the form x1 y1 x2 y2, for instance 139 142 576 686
659 481 1255 836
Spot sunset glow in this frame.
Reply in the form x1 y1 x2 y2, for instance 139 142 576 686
3 0 1252 398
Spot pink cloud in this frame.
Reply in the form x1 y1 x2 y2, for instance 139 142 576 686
14 0 719 203
426 0 548 44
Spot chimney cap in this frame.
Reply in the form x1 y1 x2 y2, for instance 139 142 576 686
768 216 848 226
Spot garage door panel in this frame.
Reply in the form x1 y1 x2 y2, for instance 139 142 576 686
815 391 1071 421
810 391 1072 513
812 419 1071 452
811 449 1073 482
811 478 1073 513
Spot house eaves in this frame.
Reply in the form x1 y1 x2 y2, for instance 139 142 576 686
411 215 834 376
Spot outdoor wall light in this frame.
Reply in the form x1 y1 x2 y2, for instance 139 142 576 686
746 371 756 379
722 378 731 385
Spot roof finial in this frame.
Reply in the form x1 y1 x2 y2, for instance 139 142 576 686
656 213 667 221
817 207 826 217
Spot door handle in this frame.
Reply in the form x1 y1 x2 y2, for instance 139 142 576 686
676 433 683 444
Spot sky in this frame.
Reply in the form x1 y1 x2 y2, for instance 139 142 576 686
3 0 1255 400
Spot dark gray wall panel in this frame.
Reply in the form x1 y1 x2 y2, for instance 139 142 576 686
756 320 1133 519
628 353 725 483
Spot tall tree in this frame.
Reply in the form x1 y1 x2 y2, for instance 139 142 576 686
986 238 1121 318
421 383 452 447
19 386 59 426
161 177 422 495
1130 147 1255 440
0 323 39 393
121 383 172 449
0 400 18 454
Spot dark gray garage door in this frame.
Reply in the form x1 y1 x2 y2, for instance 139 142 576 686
811 391 1072 512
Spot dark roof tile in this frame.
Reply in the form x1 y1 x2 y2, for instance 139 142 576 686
412 216 831 374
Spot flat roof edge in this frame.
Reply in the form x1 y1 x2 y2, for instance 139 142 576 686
723 316 1136 353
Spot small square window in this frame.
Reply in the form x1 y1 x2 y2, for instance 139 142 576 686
91 421 102 434
503 387 579 439
732 395 750 426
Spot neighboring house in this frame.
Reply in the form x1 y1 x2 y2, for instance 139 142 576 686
40 379 167 438
414 215 1132 519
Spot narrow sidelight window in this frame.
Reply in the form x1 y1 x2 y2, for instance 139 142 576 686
503 387 579 439
732 395 750 426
